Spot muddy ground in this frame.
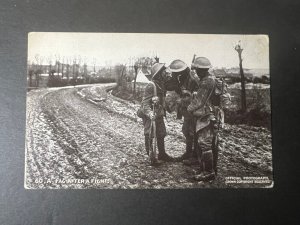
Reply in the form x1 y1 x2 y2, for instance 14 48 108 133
25 83 273 189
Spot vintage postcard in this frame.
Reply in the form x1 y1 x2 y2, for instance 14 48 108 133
25 33 273 188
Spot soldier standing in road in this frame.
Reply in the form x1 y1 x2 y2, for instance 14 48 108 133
168 59 200 163
187 57 219 181
141 63 174 163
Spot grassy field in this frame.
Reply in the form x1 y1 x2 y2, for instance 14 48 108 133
225 87 271 129
228 87 271 112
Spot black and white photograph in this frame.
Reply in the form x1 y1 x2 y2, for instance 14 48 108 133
25 32 273 189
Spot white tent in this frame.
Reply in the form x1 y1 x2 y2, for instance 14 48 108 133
133 69 150 83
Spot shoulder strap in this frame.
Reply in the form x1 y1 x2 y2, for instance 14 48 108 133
189 72 200 87
203 78 216 107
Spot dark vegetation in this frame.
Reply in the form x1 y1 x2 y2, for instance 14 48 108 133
27 54 117 89
225 75 270 85
225 87 271 129
47 75 116 87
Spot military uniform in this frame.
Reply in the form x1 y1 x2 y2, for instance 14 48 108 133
187 71 218 180
141 63 174 163
178 71 199 136
169 59 200 160
141 81 167 138
177 71 200 160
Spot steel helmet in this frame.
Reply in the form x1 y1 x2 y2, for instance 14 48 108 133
192 57 212 69
169 59 188 73
151 63 165 79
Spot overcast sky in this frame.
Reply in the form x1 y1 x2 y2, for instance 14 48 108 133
28 33 269 69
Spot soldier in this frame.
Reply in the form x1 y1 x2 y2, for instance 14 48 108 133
141 63 174 163
187 57 219 181
168 59 200 162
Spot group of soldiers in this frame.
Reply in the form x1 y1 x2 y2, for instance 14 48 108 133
140 56 224 182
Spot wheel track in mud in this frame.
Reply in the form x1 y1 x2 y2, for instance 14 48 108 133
40 88 190 188
79 86 187 143
26 90 85 188
26 91 59 188
25 101 44 185
41 92 126 188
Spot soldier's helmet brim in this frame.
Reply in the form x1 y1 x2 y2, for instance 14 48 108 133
192 64 211 69
152 63 166 79
168 59 188 73
168 64 188 72
192 57 212 69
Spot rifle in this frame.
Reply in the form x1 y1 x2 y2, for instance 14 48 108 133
191 54 196 69
148 81 158 165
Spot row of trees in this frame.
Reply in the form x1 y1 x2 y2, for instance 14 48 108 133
114 56 159 99
29 45 249 113
28 54 158 89
27 54 110 87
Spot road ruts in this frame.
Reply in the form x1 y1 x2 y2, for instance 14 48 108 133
25 84 273 189
26 85 193 189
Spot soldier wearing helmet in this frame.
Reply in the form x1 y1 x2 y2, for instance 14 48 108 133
168 59 200 162
187 57 218 181
141 63 174 163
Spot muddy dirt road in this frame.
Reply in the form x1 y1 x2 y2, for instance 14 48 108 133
25 84 273 188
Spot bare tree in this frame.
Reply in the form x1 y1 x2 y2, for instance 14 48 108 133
47 55 53 75
27 60 34 87
72 55 77 81
77 55 82 80
54 54 61 76
235 40 247 112
115 64 127 87
61 56 65 78
92 58 96 73
34 54 43 87
66 57 71 84
83 57 88 83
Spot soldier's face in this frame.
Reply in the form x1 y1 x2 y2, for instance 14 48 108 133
162 71 172 84
196 68 209 78
155 69 169 83
164 71 181 91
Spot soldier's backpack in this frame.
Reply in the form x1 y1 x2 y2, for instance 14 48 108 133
211 78 231 109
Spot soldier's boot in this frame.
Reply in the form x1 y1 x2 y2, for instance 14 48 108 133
144 136 150 156
179 136 193 162
157 137 174 162
212 135 219 175
194 150 216 182
146 137 163 166
182 137 199 165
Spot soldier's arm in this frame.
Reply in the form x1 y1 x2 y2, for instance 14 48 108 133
187 87 209 112
141 83 155 118
187 78 214 112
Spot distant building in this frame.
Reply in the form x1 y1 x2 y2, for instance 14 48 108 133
133 68 150 83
